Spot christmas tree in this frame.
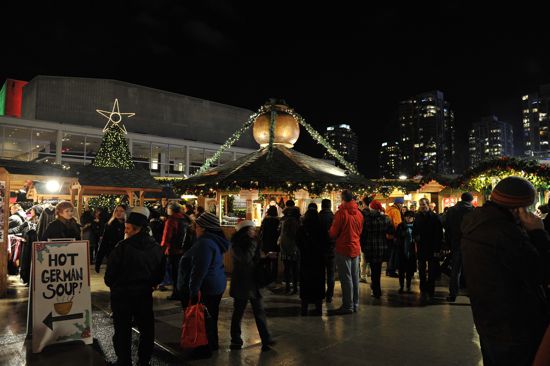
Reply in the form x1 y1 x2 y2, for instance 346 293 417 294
89 99 135 210
93 98 135 169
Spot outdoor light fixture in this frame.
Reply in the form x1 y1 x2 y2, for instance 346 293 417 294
46 180 61 193
399 175 408 180
181 195 198 199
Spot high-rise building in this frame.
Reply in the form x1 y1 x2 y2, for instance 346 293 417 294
398 90 455 176
379 141 401 178
522 84 550 158
468 115 514 167
324 124 359 167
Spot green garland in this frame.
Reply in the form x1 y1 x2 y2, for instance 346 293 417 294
267 110 277 160
195 101 359 176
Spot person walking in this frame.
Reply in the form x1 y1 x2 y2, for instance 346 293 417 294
319 199 335 303
361 200 394 299
462 177 550 366
395 211 417 293
385 198 404 277
229 220 275 351
95 204 126 273
259 206 281 285
186 212 230 357
329 190 363 314
297 203 326 315
104 206 165 366
413 198 443 300
161 202 193 300
43 201 81 241
278 200 301 295
444 192 474 302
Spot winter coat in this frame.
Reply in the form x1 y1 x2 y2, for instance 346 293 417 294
297 211 326 302
412 210 443 260
259 216 280 253
161 212 192 256
386 204 402 230
395 222 417 271
104 230 165 296
461 201 550 345
319 208 335 257
188 231 230 297
361 210 394 263
43 218 81 241
37 205 56 241
444 200 474 250
278 207 301 261
96 219 125 267
329 200 363 258
230 229 261 300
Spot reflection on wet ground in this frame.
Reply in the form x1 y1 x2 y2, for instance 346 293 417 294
1 269 483 365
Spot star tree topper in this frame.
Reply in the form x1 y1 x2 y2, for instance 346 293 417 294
96 98 135 134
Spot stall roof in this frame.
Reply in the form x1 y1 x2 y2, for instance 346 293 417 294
178 145 373 191
73 165 161 191
0 159 71 177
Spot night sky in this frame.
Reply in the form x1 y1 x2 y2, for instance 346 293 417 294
3 1 550 176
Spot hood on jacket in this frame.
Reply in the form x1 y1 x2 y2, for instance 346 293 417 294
461 202 515 242
283 206 300 218
339 200 361 215
456 201 474 209
203 231 230 253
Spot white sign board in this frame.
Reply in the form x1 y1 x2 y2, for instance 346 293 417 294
32 240 92 353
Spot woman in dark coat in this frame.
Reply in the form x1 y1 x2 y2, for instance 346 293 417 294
229 220 274 351
44 201 81 241
259 206 280 283
95 204 126 273
296 203 326 315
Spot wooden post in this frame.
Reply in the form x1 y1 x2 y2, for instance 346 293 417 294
139 191 144 206
77 186 83 220
0 169 10 297
127 190 134 207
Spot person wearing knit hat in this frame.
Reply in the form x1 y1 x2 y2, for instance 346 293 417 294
104 205 164 366
461 176 550 365
185 211 230 356
369 200 384 212
490 176 536 208
235 220 255 232
195 212 221 231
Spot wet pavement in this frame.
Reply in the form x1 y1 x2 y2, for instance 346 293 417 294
1 268 483 365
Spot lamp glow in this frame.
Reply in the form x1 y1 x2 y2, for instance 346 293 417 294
46 180 61 193
399 175 408 180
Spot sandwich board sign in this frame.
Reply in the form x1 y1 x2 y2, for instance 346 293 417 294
31 240 92 353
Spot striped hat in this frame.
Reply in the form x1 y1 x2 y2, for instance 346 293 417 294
195 212 221 230
490 177 536 208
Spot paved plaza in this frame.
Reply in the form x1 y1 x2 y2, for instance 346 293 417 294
0 268 482 365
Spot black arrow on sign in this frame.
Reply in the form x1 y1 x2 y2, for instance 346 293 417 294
43 312 83 331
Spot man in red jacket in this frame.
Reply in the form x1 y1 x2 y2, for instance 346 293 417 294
329 190 364 315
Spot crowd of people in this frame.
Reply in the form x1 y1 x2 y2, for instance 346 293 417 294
7 176 550 365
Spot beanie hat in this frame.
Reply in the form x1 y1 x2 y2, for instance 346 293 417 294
461 192 474 202
490 177 536 208
394 197 405 204
168 201 181 213
126 206 150 227
235 220 255 232
370 200 384 212
195 212 221 231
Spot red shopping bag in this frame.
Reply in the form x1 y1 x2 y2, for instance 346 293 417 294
180 293 209 349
